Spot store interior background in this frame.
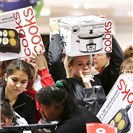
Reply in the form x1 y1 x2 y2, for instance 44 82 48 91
38 0 132 51
0 0 132 50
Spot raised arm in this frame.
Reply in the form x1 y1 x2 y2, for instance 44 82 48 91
30 51 55 87
48 18 64 66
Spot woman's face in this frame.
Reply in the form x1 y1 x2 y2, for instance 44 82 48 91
5 70 29 96
93 53 110 72
69 55 91 78
40 104 62 122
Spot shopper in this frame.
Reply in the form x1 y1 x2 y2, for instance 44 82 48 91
57 55 106 115
36 85 101 133
0 59 36 124
48 18 107 115
93 53 110 73
95 36 124 95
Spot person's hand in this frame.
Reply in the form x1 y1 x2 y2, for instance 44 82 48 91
49 18 60 34
79 70 94 89
30 51 48 71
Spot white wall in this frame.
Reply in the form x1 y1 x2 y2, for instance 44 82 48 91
115 32 132 51
114 22 132 51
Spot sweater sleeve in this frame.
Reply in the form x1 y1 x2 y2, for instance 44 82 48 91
98 36 124 95
48 34 64 66
39 68 55 87
109 36 124 72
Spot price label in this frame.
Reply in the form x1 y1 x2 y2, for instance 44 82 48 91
86 123 116 133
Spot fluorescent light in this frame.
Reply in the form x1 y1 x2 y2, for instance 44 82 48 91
72 3 80 9
84 3 91 9
40 7 51 16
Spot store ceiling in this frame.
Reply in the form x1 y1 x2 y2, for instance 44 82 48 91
37 0 132 34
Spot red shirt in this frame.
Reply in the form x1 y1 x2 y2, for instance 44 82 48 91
26 68 55 123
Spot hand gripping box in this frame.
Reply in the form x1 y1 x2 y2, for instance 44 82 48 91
97 73 133 133
0 6 44 61
59 15 112 56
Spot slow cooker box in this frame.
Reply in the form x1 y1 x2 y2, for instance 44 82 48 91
59 15 112 56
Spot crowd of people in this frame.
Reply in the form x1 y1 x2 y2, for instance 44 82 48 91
0 17 132 133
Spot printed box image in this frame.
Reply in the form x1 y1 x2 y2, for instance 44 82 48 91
0 28 21 53
97 74 133 133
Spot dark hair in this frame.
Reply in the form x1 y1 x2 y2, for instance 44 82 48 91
0 98 20 126
0 60 12 78
36 85 77 114
106 53 111 58
6 59 32 80
1 98 14 119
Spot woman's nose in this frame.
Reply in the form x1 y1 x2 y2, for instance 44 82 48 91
84 65 91 69
15 82 21 87
84 65 88 69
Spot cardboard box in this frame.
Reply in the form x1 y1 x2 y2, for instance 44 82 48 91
58 15 112 56
97 73 133 133
0 6 44 61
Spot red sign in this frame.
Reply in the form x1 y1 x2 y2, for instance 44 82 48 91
86 123 116 133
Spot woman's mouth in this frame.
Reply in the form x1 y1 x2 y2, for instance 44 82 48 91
82 72 89 75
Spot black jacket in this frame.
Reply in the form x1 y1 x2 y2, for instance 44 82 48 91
48 34 106 114
36 105 101 133
59 77 106 115
55 105 101 133
96 36 124 95
12 92 36 124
